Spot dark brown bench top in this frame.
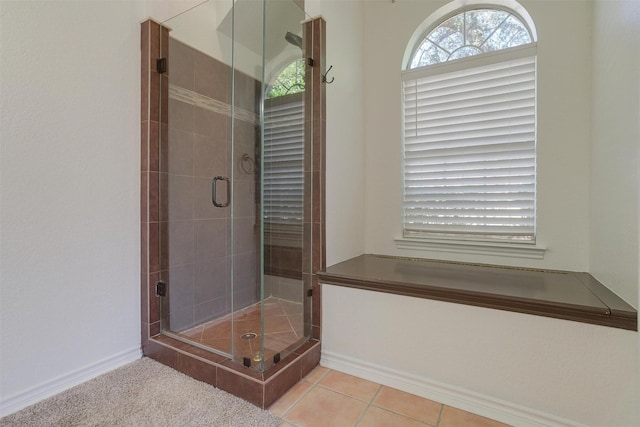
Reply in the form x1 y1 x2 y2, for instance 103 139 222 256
317 254 637 331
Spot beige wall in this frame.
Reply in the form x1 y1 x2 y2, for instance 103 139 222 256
306 0 367 266
322 284 639 426
590 0 640 308
0 0 145 413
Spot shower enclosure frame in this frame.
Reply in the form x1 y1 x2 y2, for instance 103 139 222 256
139 12 325 407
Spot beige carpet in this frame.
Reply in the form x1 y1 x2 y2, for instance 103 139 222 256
0 358 282 427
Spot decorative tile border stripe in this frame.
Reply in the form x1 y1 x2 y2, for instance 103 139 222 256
169 85 260 126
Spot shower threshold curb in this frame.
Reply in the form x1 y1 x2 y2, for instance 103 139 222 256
143 335 320 408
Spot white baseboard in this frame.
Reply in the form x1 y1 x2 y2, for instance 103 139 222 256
321 350 586 427
0 346 142 418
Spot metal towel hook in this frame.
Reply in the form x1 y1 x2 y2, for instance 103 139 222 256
240 153 254 174
322 65 335 84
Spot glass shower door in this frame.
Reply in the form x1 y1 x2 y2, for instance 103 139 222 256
159 0 236 358
257 0 310 370
228 0 310 371
228 0 264 365
158 0 311 372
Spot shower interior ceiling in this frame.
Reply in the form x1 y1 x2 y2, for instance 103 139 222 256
217 0 305 59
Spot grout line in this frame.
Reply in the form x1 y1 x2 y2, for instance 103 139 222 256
284 312 298 338
435 404 445 427
368 403 435 426
366 385 440 426
313 366 331 383
301 366 330 386
353 384 382 426
276 377 317 421
315 384 378 405
369 384 384 404
274 365 331 427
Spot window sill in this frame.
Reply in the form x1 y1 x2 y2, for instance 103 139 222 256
394 237 546 260
317 254 637 331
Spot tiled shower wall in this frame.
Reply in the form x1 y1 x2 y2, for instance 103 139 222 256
306 17 326 341
164 38 262 331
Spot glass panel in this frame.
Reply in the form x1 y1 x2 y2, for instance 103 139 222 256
158 0 311 373
260 0 309 371
429 14 464 53
486 15 531 50
228 0 264 369
464 9 509 48
412 9 532 68
159 0 235 358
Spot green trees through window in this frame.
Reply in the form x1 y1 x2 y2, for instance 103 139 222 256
267 59 305 98
410 9 532 69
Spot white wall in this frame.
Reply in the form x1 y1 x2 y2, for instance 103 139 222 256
589 0 640 308
146 0 205 23
322 285 639 426
363 0 592 272
306 0 366 266
0 0 146 415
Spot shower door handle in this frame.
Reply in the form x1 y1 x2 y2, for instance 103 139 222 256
212 176 230 208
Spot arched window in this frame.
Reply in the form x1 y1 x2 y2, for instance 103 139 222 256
402 4 537 242
409 9 532 68
267 58 305 98
263 60 306 245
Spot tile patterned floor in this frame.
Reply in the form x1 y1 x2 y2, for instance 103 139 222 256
178 297 305 367
269 367 511 427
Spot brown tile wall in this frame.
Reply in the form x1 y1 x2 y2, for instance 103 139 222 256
303 18 326 341
163 38 262 332
141 19 168 353
141 15 325 407
265 274 305 304
265 245 303 280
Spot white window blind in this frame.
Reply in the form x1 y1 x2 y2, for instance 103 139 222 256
402 48 536 241
263 93 304 244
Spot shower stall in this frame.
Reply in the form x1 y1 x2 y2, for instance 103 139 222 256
140 0 325 406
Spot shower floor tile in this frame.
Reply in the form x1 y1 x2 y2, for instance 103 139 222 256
178 297 306 365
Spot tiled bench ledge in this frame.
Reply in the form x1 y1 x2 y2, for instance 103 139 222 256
317 254 637 331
